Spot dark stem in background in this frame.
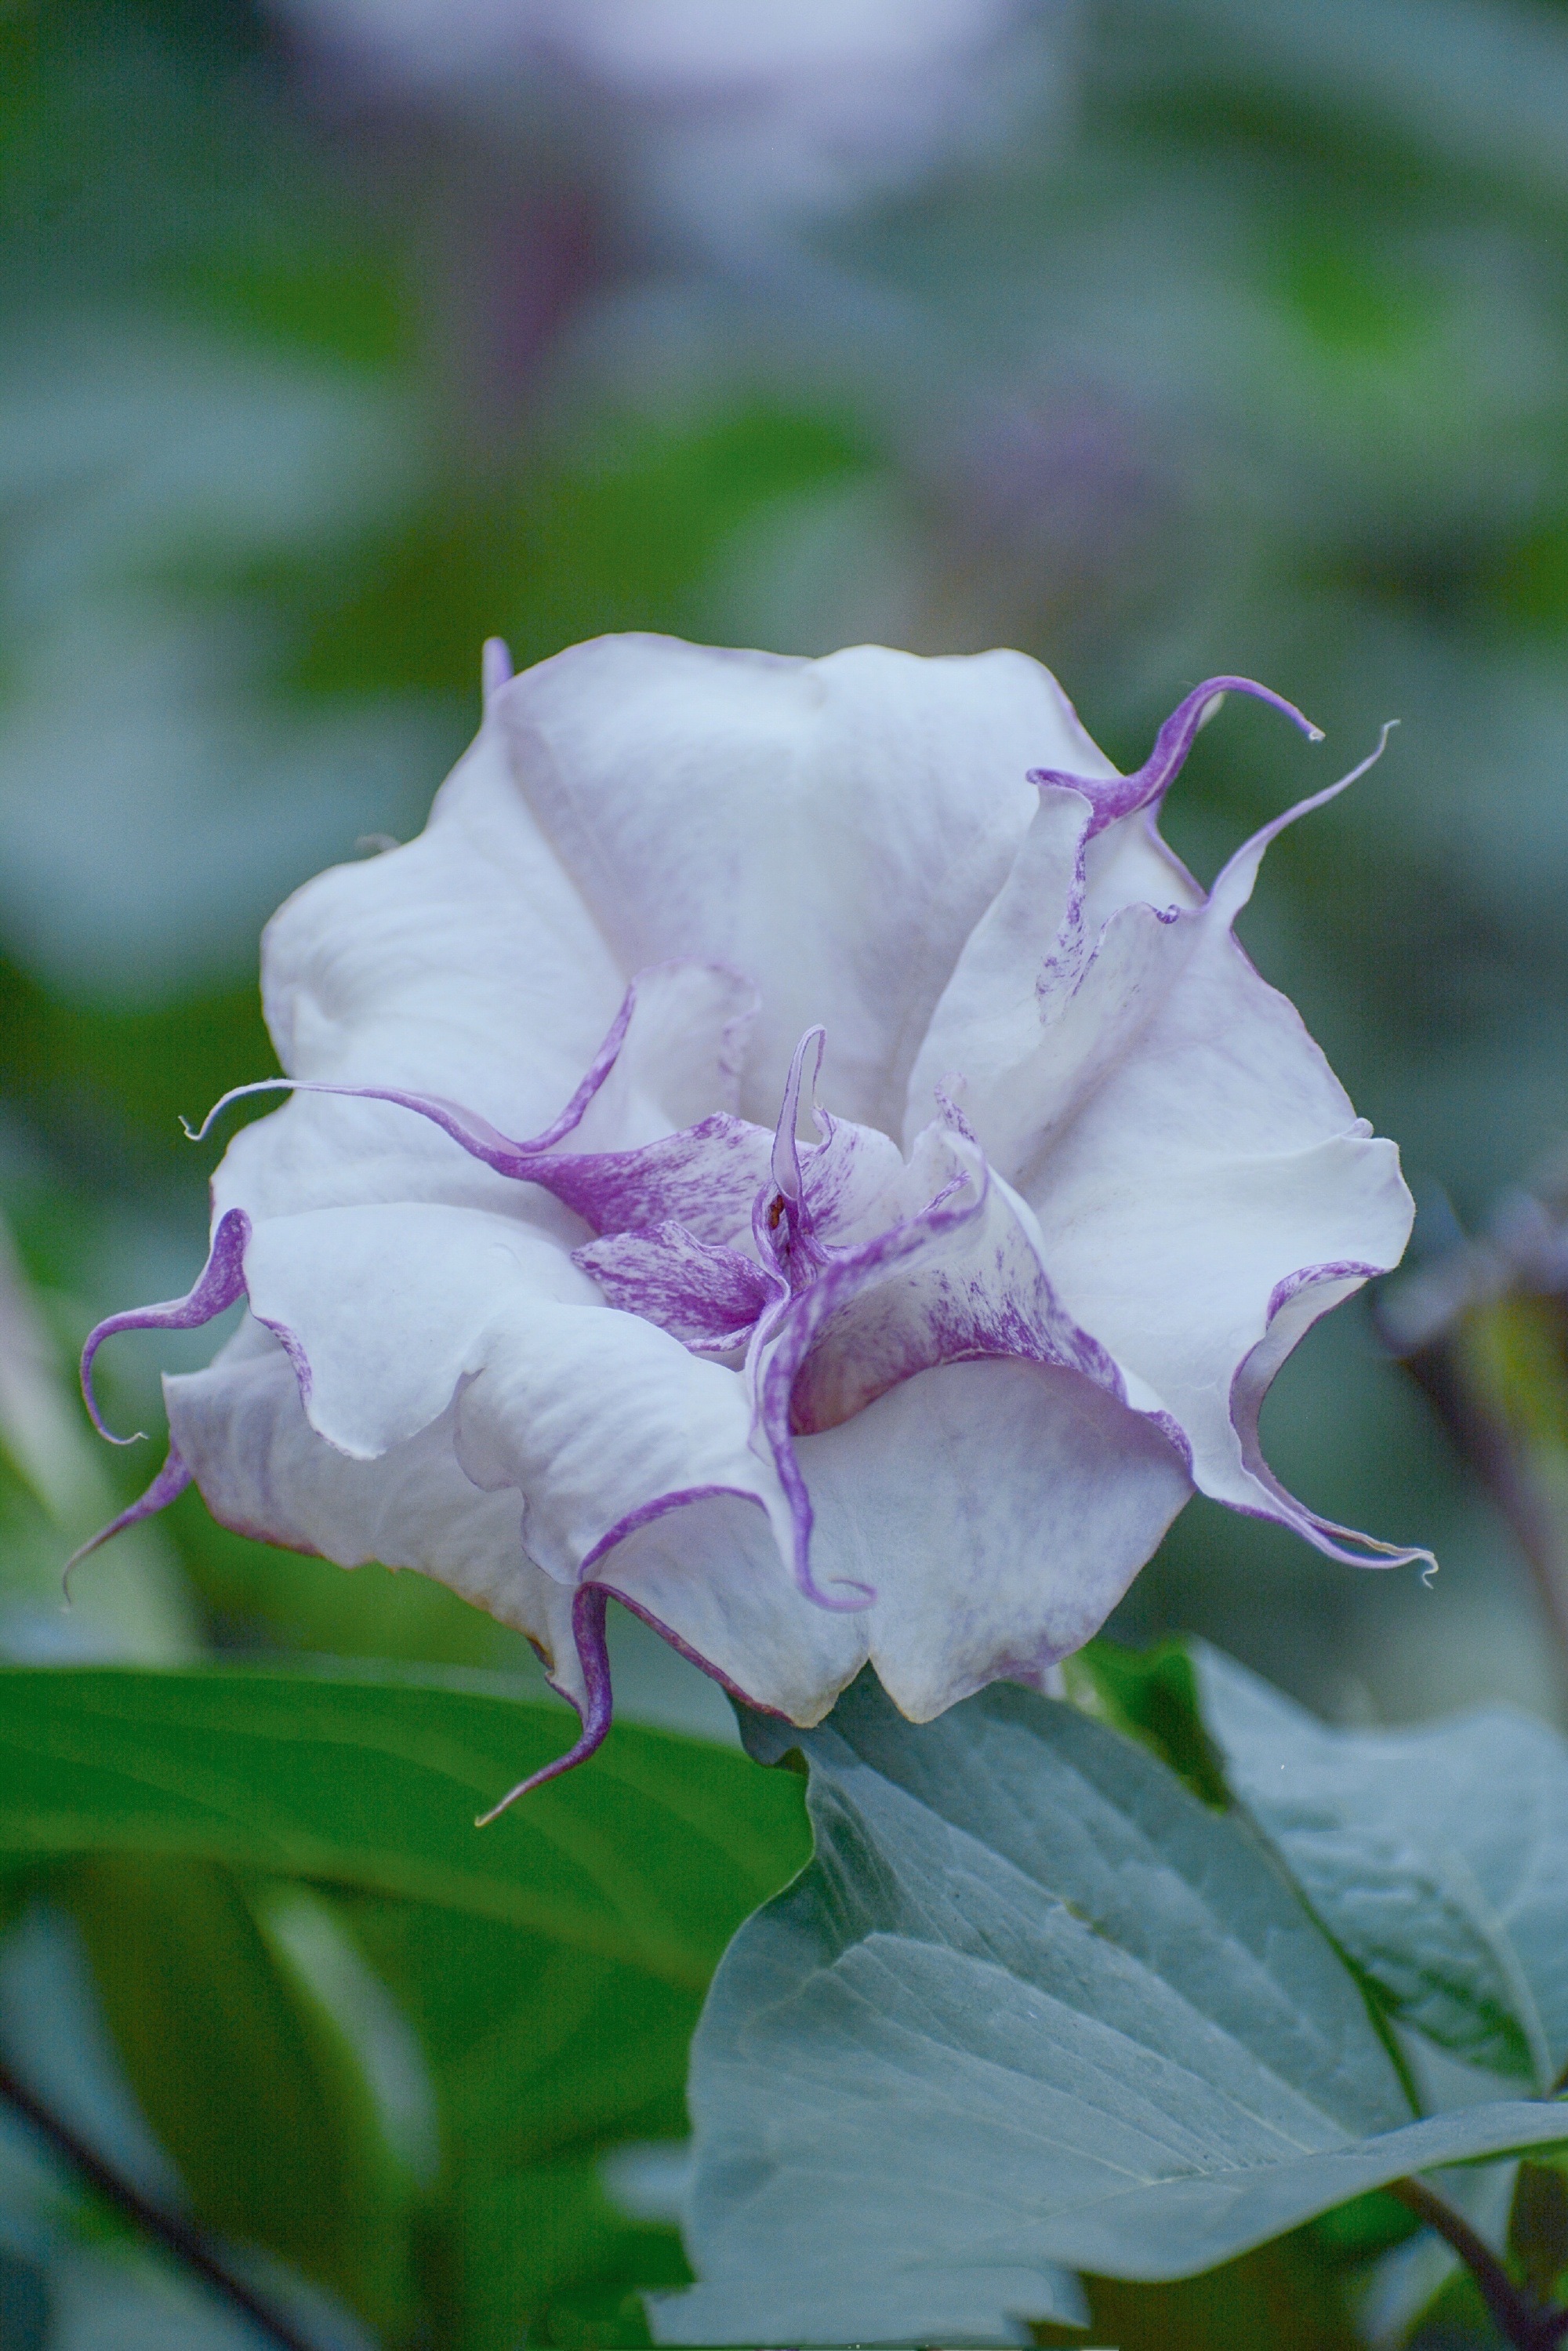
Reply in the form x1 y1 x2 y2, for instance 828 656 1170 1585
1391 1332 1568 1687
1393 2177 1568 2351
0 2059 321 2351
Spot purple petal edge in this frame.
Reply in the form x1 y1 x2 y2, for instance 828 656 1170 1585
64 1441 194 1584
474 1585 614 1824
1231 1259 1437 1576
1029 675 1323 838
80 1208 252 1441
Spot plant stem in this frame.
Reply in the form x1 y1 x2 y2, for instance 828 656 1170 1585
1392 2176 1568 2350
1393 1333 1568 1693
0 2058 324 2351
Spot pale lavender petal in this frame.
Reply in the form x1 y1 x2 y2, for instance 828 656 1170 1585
239 1202 601 1459
573 1223 782 1351
194 961 775 1252
80 1207 251 1441
497 635 1105 1134
481 635 514 701
474 1585 614 1826
800 1357 1192 1721
165 1317 588 1692
449 1299 795 1594
590 1489 867 1726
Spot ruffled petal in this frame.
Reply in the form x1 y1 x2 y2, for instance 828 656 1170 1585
450 1304 794 1588
803 1357 1193 1721
237 1202 602 1457
920 728 1421 1560
214 950 760 1234
164 1319 586 1701
589 1495 868 1727
496 634 1108 1134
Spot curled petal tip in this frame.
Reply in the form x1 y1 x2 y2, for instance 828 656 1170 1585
477 1586 612 1824
482 638 514 700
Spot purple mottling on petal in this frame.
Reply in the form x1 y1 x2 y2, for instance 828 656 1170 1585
81 1208 251 1442
1029 676 1323 839
749 1164 987 1612
255 1318 314 1404
579 1482 773 1577
474 1583 613 1823
1145 1409 1194 1476
1036 827 1090 1005
1266 1259 1381 1323
64 1441 194 1582
573 1223 782 1351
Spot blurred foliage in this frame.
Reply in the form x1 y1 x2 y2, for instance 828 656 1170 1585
0 1666 809 2345
8 0 1568 2337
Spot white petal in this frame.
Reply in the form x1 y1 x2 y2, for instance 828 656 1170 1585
591 1494 867 1726
910 739 1417 1552
452 1304 795 1586
1025 834 1410 1530
164 1319 586 1703
238 1202 602 1457
800 1356 1192 1721
497 634 1105 1133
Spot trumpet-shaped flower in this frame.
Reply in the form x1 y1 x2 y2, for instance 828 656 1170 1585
82 634 1427 1810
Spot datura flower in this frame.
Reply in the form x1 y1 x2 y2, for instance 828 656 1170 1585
81 635 1428 1811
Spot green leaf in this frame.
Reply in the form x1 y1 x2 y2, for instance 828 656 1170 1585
0 1663 808 2348
1064 1634 1231 1808
1194 1644 1568 2089
657 1673 1568 2347
60 1855 420 2331
1511 2159 1568 2304
456 2154 688 2351
0 1664 808 1988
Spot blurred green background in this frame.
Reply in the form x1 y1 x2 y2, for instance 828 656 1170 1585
5 0 1568 2340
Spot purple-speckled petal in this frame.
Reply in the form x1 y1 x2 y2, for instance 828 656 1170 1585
81 1208 252 1441
1028 675 1323 838
474 1585 614 1825
744 1122 1131 1613
574 1223 782 1351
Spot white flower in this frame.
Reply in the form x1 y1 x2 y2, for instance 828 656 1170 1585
274 0 1045 240
83 635 1427 1809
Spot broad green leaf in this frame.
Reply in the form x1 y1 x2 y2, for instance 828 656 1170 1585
1064 1634 1230 1808
456 2153 687 2351
60 1855 419 2332
1195 1644 1568 2089
656 1673 1568 2348
0 1663 808 2349
0 1665 808 1987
